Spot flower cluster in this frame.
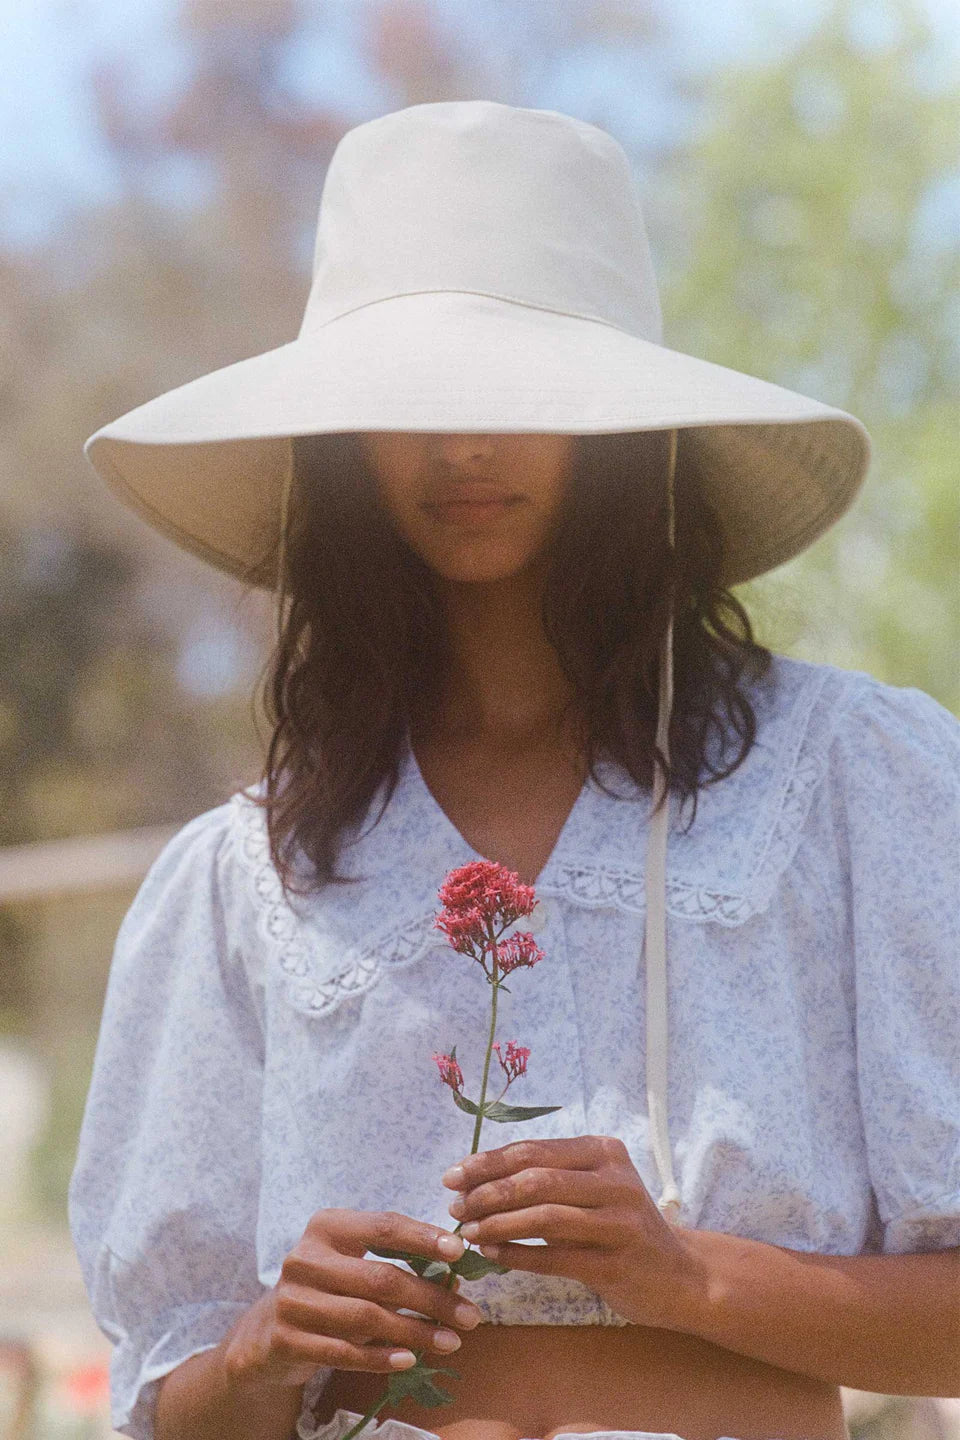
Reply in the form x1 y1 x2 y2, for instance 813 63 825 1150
432 1051 464 1094
433 906 486 954
493 1039 530 1082
434 859 542 967
437 860 536 930
495 931 545 975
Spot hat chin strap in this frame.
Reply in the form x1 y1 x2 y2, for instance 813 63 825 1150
275 438 295 642
646 428 682 1221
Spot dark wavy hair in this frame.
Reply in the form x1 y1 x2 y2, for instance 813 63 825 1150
244 428 775 897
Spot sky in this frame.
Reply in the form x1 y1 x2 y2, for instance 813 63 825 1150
1 0 957 248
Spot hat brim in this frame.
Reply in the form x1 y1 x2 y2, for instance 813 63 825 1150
83 290 871 589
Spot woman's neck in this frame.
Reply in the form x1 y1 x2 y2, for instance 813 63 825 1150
424 566 575 744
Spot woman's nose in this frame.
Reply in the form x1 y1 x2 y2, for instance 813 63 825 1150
433 432 498 463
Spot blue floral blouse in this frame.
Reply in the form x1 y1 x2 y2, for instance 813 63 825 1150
67 653 960 1440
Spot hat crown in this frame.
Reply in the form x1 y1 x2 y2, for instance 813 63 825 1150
299 100 663 343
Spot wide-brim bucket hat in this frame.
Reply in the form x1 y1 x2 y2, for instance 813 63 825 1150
81 99 873 1222
83 99 871 593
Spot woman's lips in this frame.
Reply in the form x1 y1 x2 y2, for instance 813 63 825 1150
423 495 523 522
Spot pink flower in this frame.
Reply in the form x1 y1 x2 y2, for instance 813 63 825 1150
493 1040 530 1083
437 860 536 930
433 1051 464 1093
433 905 486 953
495 931 545 975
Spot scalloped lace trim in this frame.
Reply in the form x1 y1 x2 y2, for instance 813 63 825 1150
230 795 444 1013
541 861 761 924
229 738 827 1011
541 744 822 927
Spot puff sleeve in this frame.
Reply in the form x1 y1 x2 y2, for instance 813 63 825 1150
831 675 960 1255
68 801 268 1439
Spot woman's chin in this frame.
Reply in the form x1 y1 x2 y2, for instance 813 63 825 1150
431 555 541 585
409 537 541 583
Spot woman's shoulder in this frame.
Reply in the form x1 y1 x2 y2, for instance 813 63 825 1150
98 793 267 1039
652 652 957 924
746 650 958 772
126 794 239 910
124 792 264 945
763 651 959 787
748 653 959 920
145 781 331 910
119 786 301 984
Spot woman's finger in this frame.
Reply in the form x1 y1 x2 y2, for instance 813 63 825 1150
289 1250 481 1335
453 1166 638 1223
462 1201 613 1247
276 1287 465 1358
273 1327 424 1375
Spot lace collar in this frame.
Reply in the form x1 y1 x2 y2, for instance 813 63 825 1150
230 655 835 1013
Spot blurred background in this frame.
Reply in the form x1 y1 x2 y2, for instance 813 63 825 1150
0 0 957 1434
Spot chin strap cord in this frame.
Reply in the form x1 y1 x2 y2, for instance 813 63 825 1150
275 439 295 644
646 427 682 1223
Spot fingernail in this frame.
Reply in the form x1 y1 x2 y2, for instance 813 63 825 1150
437 1234 465 1257
389 1350 417 1368
432 1329 461 1352
441 1165 465 1187
454 1302 482 1328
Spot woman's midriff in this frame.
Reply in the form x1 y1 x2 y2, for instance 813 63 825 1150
317 1321 849 1440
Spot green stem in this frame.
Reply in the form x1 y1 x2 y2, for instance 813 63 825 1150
349 917 510 1435
470 919 500 1156
441 919 502 1298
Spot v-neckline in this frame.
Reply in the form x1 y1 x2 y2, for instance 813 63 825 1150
402 733 594 890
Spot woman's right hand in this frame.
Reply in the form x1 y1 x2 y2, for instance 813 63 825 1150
222 1209 484 1389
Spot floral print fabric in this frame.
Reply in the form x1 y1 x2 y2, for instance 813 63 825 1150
67 654 960 1439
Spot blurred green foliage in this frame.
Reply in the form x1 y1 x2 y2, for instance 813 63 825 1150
659 0 958 709
0 527 131 849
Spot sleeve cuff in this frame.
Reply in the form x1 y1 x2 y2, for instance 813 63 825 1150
882 1192 960 1255
110 1299 253 1440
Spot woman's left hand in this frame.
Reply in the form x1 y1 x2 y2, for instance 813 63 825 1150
441 1135 705 1330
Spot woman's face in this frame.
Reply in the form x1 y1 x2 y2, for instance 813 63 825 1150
359 431 576 584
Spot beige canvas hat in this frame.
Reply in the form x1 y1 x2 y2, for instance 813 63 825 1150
82 99 872 1220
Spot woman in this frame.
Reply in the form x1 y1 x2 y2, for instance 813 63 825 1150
69 102 959 1440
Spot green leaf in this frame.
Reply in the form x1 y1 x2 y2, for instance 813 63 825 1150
385 1359 461 1406
408 1373 458 1406
364 1244 510 1283
451 1090 482 1115
365 1246 451 1283
449 1246 511 1278
481 1101 564 1122
388 1360 460 1405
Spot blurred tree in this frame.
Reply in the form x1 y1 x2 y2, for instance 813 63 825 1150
0 524 129 849
658 0 959 709
0 519 224 1013
0 520 221 847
